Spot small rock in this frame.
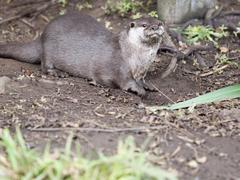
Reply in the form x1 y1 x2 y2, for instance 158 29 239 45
196 156 207 164
0 76 11 94
67 97 78 103
187 160 199 169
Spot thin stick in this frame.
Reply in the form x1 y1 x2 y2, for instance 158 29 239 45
200 64 229 77
159 31 179 78
150 83 176 104
29 126 166 133
20 19 35 29
8 0 48 9
0 2 54 26
220 11 240 17
161 57 178 79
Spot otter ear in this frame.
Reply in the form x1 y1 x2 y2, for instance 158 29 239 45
129 22 136 28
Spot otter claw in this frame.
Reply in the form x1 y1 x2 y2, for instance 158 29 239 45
137 80 156 92
122 80 146 96
89 80 97 86
143 83 157 92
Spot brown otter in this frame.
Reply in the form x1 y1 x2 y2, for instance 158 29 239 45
0 12 164 96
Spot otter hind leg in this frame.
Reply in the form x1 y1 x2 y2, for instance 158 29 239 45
41 57 69 78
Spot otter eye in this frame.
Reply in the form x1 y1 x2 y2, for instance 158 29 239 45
130 22 135 28
142 24 147 28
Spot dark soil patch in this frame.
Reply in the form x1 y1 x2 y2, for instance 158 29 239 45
0 0 239 179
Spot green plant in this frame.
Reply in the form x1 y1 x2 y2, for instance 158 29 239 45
0 128 177 180
58 0 68 7
147 84 240 111
131 12 142 19
183 25 228 45
104 0 143 17
148 11 158 18
76 1 93 11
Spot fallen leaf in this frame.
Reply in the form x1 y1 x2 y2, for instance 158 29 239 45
219 47 229 53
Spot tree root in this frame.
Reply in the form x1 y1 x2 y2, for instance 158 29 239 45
160 8 239 78
158 44 215 77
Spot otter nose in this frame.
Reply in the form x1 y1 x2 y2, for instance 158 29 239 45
150 25 159 31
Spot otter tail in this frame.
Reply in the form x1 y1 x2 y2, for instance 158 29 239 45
0 38 41 64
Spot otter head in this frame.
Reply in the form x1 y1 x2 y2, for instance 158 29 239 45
127 17 165 46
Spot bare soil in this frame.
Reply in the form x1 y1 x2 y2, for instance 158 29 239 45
0 0 239 179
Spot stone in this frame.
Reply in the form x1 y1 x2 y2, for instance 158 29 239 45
0 76 11 94
157 0 218 24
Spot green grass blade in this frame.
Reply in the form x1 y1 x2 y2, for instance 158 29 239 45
0 130 177 180
166 84 240 110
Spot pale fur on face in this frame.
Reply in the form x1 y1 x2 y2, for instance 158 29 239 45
128 27 145 46
126 26 163 81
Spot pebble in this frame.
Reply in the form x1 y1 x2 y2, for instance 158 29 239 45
0 76 11 94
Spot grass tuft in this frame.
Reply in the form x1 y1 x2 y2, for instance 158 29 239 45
0 129 177 180
183 25 228 46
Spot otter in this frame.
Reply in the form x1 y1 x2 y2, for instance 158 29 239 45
0 12 165 96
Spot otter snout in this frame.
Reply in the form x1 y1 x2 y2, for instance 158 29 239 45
150 25 159 31
146 25 165 39
150 24 164 35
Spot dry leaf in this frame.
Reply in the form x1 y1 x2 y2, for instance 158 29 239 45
219 47 229 53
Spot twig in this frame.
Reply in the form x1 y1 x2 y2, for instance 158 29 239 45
8 0 49 9
20 19 35 29
161 57 178 79
39 14 50 23
0 14 23 26
220 10 240 17
182 68 200 75
150 83 176 104
29 126 166 133
200 64 229 77
159 31 179 78
185 44 215 56
0 1 54 26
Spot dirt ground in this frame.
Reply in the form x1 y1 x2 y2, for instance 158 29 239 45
0 0 240 179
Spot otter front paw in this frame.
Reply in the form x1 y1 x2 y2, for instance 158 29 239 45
137 80 157 92
134 87 146 96
143 82 157 92
122 80 146 96
89 80 103 87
